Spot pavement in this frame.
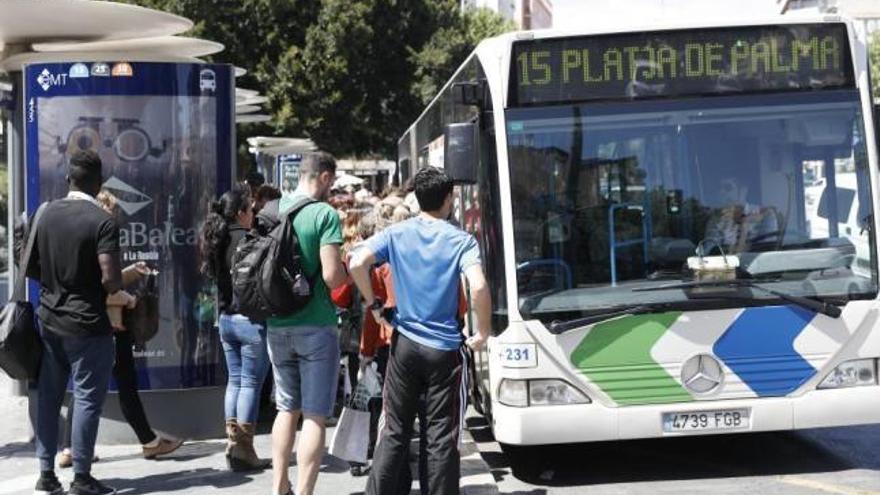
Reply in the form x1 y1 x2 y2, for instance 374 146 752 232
0 374 497 495
5 371 880 494
466 415 880 495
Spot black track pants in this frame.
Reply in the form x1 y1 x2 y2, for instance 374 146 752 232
366 332 468 495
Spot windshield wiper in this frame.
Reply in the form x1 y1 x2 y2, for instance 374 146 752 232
632 280 842 318
548 304 673 334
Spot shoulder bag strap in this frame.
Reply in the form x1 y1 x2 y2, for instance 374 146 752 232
272 196 317 241
13 202 49 302
280 197 317 225
275 197 319 279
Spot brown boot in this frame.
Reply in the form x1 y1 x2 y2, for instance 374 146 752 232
225 419 239 464
227 422 271 471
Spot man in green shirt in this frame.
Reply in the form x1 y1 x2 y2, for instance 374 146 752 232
267 152 348 495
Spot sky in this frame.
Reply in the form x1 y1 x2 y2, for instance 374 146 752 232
551 0 784 30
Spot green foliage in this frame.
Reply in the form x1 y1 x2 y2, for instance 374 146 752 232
121 0 321 166
871 31 880 100
124 0 513 157
271 0 457 157
410 7 515 106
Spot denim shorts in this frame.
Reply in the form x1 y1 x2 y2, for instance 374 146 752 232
267 325 340 417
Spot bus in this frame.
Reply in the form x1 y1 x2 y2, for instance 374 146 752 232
397 16 880 446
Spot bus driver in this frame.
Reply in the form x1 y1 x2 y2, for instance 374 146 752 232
704 175 780 253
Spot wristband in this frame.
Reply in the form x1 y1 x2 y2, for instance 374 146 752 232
369 298 383 311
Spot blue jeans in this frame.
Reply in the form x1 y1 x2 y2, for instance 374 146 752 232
267 325 339 417
219 314 270 424
36 327 114 475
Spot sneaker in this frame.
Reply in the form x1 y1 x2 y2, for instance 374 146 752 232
142 437 184 459
349 462 369 477
34 472 64 495
68 475 115 495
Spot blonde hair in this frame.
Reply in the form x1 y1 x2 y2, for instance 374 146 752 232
342 210 364 255
391 205 412 223
357 211 377 240
96 190 117 214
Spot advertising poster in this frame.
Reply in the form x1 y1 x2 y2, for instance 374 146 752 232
24 62 234 389
276 153 302 195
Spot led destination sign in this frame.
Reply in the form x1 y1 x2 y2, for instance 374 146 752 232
510 24 854 106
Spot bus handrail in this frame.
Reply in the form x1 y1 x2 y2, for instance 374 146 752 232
609 203 650 286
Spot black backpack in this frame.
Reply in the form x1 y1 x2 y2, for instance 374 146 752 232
231 197 316 320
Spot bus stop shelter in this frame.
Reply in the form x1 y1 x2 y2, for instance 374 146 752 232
0 0 254 443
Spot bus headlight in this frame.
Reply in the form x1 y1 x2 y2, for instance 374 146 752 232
529 379 591 406
498 379 591 407
818 359 877 389
498 379 529 407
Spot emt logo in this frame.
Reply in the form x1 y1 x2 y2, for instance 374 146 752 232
36 68 67 91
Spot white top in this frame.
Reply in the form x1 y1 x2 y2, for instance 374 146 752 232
66 191 102 209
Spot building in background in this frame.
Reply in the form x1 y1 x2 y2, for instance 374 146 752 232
522 0 553 30
779 0 880 33
337 158 395 193
461 0 553 29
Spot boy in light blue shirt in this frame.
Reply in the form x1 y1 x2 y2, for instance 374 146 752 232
349 166 492 495
364 211 480 350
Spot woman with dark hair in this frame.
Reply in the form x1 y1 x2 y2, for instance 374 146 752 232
200 186 271 472
253 184 282 217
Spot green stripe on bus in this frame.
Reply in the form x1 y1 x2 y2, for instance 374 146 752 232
570 313 692 405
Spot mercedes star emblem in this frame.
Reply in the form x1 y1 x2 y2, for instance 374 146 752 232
681 354 724 394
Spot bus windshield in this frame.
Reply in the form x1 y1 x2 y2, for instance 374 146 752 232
506 90 878 320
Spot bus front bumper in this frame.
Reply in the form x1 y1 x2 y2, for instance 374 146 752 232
491 386 880 445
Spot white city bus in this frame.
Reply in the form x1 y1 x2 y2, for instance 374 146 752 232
397 16 880 445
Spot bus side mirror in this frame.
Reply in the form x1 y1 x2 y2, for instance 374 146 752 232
444 123 478 184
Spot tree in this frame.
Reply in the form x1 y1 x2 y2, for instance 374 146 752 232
124 0 321 168
410 7 515 106
871 31 880 101
125 0 512 158
123 1 318 89
269 0 465 157
267 1 514 157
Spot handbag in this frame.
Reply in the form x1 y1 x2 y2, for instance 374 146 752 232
123 271 160 347
337 283 362 355
0 203 48 380
337 308 362 355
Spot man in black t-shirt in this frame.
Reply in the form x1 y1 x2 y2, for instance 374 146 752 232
29 150 123 495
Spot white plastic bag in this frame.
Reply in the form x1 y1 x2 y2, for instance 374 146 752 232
358 363 382 397
329 406 370 463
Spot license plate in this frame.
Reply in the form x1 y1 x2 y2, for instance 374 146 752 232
662 409 750 433
498 343 537 368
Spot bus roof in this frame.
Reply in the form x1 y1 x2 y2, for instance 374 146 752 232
487 14 851 44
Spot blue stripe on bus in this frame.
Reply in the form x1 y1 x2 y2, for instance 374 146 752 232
713 306 817 397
